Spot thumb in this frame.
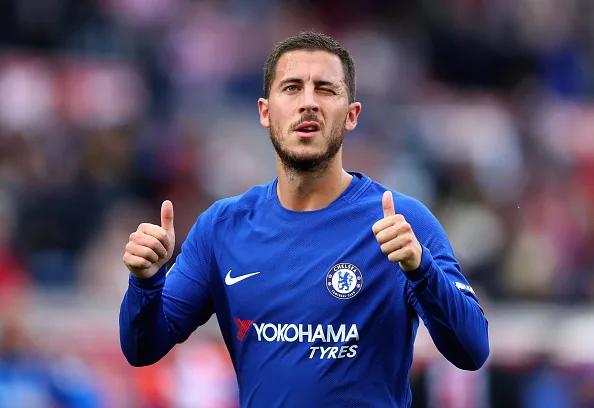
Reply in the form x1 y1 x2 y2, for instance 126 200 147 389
161 200 175 235
382 191 395 218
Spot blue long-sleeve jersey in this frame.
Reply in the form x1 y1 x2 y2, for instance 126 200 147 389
119 172 489 408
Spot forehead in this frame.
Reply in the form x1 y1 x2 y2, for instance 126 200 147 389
274 50 345 83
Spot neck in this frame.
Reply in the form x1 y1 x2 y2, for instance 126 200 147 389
276 153 353 211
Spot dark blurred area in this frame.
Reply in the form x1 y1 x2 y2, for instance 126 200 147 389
0 0 593 407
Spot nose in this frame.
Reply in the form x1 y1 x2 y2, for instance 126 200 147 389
299 88 319 113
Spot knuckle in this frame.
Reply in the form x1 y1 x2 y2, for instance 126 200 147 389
373 220 388 233
147 238 159 251
144 247 155 258
384 227 396 240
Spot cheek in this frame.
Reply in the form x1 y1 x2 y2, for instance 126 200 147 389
282 104 294 121
269 114 284 135
269 100 294 124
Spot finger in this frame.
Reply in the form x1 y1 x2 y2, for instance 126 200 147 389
375 224 395 245
128 233 167 259
372 218 393 236
125 243 160 263
372 214 406 237
161 200 174 236
387 246 417 264
137 224 170 250
123 253 153 269
375 224 400 245
382 190 395 218
380 234 413 255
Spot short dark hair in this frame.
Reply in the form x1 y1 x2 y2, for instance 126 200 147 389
263 31 356 103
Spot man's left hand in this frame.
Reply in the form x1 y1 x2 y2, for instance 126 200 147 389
372 191 423 272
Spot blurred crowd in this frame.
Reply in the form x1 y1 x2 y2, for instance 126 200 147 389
0 0 593 407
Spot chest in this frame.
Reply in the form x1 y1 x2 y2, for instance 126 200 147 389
211 211 408 324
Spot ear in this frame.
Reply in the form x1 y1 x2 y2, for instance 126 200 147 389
258 98 270 128
344 102 362 132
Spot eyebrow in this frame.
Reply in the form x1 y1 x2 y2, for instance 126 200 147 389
278 78 340 89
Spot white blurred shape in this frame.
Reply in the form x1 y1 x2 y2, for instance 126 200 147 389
0 58 55 132
380 159 437 209
535 98 594 162
341 29 403 97
202 111 276 198
166 7 243 87
61 60 145 129
418 99 524 204
504 228 558 297
169 340 238 408
439 201 505 273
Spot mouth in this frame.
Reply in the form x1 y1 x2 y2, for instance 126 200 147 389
294 121 321 138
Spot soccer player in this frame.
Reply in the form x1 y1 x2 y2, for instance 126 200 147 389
119 31 489 407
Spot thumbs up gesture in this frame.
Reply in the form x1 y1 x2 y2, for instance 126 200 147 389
372 191 423 272
123 200 176 279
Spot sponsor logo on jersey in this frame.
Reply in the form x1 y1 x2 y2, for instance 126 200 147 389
234 318 253 341
233 318 359 359
326 263 363 300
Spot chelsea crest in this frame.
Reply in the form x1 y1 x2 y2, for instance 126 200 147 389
326 263 363 300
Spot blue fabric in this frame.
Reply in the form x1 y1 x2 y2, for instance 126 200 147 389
120 172 489 407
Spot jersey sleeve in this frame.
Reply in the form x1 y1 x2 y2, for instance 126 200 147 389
119 207 216 367
404 200 489 371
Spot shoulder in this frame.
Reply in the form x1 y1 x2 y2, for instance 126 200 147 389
357 176 451 249
198 180 276 225
355 176 435 223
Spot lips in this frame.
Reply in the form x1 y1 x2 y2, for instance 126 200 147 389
294 121 321 132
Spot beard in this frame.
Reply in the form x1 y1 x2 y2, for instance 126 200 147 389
269 113 346 175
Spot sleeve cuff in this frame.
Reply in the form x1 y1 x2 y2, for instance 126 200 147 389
129 264 168 290
401 245 434 282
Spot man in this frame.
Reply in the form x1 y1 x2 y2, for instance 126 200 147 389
119 31 489 407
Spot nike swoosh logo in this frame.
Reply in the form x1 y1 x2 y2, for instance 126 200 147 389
225 270 260 286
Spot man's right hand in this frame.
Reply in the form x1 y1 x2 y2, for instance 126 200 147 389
123 200 176 279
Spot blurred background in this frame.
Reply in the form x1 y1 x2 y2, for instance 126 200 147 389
0 0 593 406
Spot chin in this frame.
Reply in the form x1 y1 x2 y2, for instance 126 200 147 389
289 146 326 159
270 126 342 173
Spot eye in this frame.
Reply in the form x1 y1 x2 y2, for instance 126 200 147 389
284 85 299 92
319 88 335 95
